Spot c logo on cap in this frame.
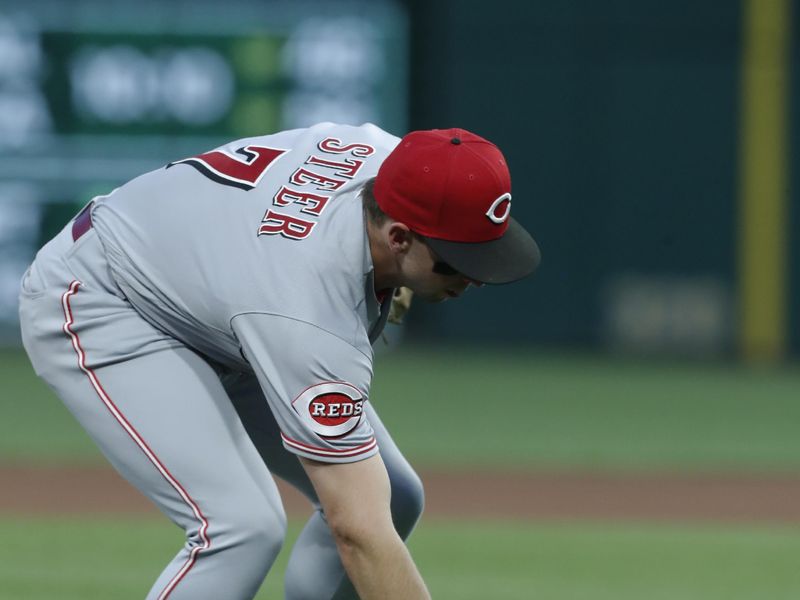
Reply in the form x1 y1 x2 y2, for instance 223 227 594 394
485 193 512 225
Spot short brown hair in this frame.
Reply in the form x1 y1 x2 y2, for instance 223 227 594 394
360 177 389 226
361 177 428 243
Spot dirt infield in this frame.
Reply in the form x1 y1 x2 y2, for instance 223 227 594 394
3 464 800 522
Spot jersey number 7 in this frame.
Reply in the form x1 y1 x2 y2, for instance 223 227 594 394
167 145 287 191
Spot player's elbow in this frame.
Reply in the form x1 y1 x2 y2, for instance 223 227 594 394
329 518 368 558
326 504 395 560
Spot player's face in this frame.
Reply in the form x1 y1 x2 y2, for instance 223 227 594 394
405 238 480 302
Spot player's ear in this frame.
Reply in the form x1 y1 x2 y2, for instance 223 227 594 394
386 222 414 256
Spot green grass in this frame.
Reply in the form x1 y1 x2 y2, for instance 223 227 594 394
1 516 799 599
0 349 101 462
370 347 800 471
3 347 800 471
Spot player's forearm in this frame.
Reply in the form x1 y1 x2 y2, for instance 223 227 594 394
300 455 430 599
334 526 430 600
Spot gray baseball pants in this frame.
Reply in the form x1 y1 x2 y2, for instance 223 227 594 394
19 224 423 599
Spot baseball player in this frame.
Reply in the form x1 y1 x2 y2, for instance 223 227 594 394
18 122 540 599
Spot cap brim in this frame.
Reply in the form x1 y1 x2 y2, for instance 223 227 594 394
424 218 541 285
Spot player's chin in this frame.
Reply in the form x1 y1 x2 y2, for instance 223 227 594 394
419 290 454 303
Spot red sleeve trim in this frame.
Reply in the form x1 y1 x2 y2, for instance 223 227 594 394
280 432 378 459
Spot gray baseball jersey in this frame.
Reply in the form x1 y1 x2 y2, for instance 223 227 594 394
19 122 425 599
91 122 400 463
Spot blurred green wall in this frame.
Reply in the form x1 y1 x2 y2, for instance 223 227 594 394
791 8 800 356
2 0 797 358
403 0 798 358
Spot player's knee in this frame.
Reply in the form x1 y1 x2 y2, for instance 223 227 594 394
212 499 288 561
388 464 424 539
249 503 288 560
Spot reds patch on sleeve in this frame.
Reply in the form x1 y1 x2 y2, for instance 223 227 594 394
292 382 365 439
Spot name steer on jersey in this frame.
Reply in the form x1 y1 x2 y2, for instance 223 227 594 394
168 137 376 240
18 122 540 600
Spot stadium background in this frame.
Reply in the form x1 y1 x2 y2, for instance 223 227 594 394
0 1 798 598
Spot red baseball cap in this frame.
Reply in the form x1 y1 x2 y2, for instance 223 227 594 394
373 128 541 284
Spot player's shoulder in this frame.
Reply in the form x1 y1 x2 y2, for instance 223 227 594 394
221 122 400 157
311 122 401 150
